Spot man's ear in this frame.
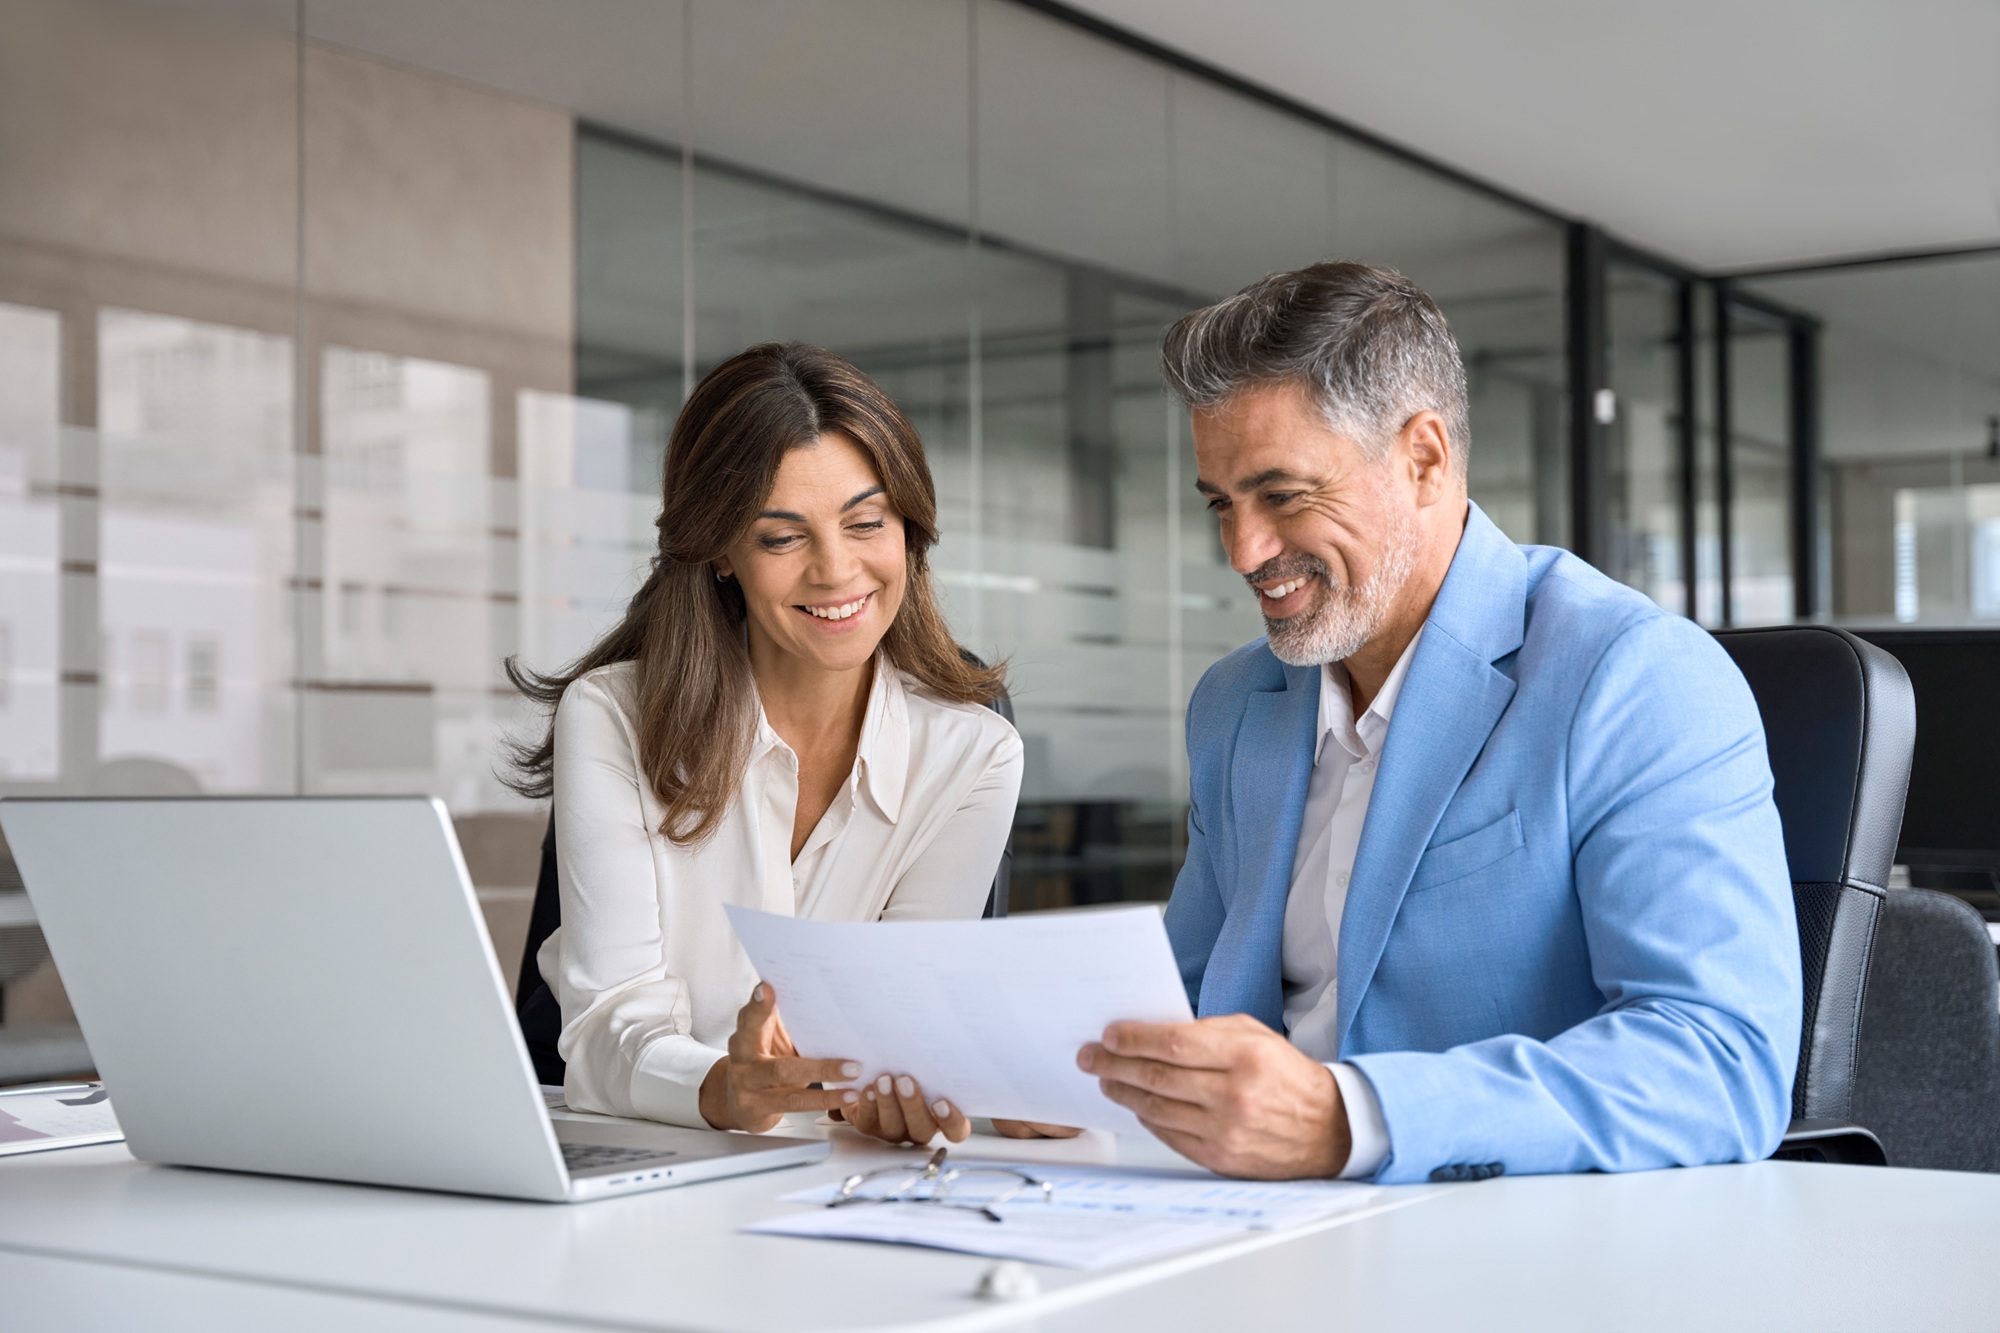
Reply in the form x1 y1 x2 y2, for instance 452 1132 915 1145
1401 410 1454 504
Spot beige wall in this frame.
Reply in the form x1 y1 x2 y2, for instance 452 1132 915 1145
0 0 577 1041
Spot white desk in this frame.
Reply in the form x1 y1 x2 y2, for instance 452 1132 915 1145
2 1127 1996 1332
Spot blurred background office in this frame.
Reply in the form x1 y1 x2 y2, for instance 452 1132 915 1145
1 0 1996 1076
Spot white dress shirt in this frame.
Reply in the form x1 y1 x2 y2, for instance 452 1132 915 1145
539 657 1024 1128
1281 626 1424 1179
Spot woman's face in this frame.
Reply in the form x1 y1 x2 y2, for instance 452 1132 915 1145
716 432 908 677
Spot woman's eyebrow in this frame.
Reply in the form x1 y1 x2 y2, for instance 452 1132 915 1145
756 486 883 522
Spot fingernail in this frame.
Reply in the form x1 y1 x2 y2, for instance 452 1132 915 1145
840 1062 861 1078
896 1076 915 1098
932 1100 951 1118
1077 1046 1095 1071
876 1075 893 1094
755 984 769 1002
843 1090 859 1105
864 1088 876 1101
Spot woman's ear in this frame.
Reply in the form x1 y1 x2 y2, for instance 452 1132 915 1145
712 558 734 582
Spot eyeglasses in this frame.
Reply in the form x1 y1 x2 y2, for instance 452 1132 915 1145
829 1147 1053 1223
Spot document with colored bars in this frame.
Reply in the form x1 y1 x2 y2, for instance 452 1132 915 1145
0 1083 124 1157
748 1162 1430 1269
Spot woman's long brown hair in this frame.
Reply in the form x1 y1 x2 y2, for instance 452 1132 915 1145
504 343 1002 845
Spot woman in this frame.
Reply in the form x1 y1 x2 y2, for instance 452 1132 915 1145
508 343 1017 1145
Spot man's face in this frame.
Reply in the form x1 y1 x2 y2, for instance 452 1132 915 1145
1192 381 1420 667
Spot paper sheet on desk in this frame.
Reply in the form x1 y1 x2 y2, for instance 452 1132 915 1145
724 905 1191 1134
746 1165 1389 1269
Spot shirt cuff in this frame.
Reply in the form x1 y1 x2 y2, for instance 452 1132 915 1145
1330 1061 1391 1180
627 1034 728 1129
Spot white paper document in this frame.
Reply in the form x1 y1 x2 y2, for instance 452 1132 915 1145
746 1163 1392 1269
724 905 1192 1134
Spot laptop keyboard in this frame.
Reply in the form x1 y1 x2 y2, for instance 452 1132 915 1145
561 1142 675 1172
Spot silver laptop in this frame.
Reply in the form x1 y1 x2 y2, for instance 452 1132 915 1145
0 796 829 1202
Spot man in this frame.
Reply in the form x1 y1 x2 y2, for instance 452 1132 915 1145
1079 261 1801 1184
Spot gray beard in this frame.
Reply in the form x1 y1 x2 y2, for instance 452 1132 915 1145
1260 513 1420 667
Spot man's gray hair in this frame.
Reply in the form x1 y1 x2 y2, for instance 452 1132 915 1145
1162 261 1470 476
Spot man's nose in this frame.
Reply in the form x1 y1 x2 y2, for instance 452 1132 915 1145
1225 511 1284 578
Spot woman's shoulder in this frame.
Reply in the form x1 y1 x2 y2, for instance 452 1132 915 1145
893 668 1022 763
556 660 639 728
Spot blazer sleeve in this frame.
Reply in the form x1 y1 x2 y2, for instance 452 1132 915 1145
1163 668 1230 1009
1349 612 1803 1182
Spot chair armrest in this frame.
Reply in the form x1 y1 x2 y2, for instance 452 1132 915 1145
1772 1117 1887 1166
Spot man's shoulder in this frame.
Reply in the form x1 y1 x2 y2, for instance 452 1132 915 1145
1183 639 1311 773
1518 544 1701 658
1515 543 1741 700
1189 637 1289 710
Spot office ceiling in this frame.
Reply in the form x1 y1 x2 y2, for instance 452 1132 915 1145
1069 0 2000 271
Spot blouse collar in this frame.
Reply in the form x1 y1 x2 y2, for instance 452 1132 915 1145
750 656 909 825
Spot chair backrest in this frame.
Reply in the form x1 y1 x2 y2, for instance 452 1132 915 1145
1848 886 2000 1172
1713 626 1915 1126
514 671 1017 1086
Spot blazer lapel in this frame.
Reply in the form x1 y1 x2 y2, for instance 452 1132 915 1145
1209 663 1319 1027
1332 504 1527 1056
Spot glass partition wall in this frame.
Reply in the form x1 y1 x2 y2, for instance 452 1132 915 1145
0 0 1570 1037
1585 239 1816 628
1743 251 2000 627
18 0 1936 1043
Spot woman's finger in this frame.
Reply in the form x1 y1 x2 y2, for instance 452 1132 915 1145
728 984 781 1057
928 1095 972 1144
841 1088 879 1137
758 1086 853 1116
992 1119 1085 1139
866 1076 909 1143
737 1055 860 1092
893 1076 939 1145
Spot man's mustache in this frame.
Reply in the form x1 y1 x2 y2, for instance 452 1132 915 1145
1243 554 1329 593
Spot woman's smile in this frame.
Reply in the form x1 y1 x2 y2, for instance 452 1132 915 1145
795 591 874 626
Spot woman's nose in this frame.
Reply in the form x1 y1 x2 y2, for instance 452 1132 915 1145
807 534 862 586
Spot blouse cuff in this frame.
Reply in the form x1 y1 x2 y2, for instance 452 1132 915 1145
629 1034 729 1129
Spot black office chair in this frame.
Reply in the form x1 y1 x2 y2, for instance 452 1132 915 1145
1714 625 1914 1165
514 669 1016 1087
1846 888 2000 1172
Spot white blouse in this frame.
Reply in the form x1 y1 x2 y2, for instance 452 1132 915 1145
538 657 1024 1128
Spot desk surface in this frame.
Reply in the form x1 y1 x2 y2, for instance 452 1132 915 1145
2 1126 1996 1333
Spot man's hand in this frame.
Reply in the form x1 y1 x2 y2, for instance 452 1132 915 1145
1078 1013 1351 1179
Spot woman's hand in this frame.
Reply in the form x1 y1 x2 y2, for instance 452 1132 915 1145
839 1073 972 1146
698 984 858 1133
991 1119 1084 1139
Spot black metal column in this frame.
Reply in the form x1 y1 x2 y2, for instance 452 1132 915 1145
1790 318 1822 619
1675 280 1699 620
1566 224 1609 568
1713 285 1735 626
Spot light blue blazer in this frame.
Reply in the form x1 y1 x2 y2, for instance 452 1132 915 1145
1164 503 1802 1184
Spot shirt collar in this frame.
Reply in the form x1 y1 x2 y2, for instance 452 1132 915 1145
1314 625 1426 766
749 655 908 825
854 659 908 823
